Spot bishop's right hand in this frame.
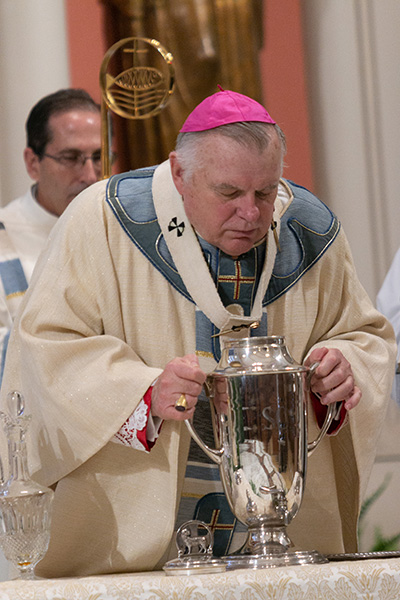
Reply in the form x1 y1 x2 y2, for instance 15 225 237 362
151 354 206 421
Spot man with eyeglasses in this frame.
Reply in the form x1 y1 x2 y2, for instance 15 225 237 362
0 88 101 381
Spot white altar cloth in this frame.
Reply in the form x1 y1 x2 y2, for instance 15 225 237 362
1 557 400 599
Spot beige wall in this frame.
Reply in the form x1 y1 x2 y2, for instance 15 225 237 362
302 0 400 552
302 0 400 301
0 0 69 207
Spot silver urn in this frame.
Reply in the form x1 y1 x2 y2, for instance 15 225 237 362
186 336 336 568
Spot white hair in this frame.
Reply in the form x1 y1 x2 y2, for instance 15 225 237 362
174 121 286 182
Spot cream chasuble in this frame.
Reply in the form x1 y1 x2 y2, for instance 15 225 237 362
0 163 395 578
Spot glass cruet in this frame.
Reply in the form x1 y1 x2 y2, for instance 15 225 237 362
0 391 54 580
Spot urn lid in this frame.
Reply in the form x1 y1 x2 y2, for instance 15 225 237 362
214 336 307 375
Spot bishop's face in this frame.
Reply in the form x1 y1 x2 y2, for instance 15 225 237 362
169 131 283 257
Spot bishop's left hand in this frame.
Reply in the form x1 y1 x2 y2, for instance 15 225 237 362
305 346 362 411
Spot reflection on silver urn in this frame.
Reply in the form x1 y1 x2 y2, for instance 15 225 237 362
186 336 335 569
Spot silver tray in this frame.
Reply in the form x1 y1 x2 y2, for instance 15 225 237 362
163 556 226 576
326 551 400 562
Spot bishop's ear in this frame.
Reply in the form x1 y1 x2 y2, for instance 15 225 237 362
169 151 185 195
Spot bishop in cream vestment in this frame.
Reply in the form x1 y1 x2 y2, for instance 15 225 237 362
0 160 395 577
0 88 396 577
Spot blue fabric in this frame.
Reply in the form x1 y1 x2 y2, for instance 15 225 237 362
0 330 10 384
106 171 340 309
0 258 28 298
193 493 241 557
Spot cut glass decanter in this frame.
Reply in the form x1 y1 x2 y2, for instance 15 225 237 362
0 391 54 579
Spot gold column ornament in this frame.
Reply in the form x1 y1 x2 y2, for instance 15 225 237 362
100 0 264 170
99 36 175 178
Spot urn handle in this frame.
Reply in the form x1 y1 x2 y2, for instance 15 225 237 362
184 417 224 465
306 361 338 456
307 402 337 456
184 377 224 464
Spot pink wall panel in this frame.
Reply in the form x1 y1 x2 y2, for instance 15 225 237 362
260 1 314 190
65 0 105 103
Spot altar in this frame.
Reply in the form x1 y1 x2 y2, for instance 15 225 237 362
1 557 400 600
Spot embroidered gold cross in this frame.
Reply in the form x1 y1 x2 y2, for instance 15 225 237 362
218 260 256 300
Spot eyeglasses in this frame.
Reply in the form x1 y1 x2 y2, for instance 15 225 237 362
42 150 102 171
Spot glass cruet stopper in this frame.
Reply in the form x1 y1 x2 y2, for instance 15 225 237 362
0 391 54 580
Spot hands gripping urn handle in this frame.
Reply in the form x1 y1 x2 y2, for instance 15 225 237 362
150 346 361 421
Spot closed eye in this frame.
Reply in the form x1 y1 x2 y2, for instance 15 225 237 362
212 184 242 200
256 186 278 202
256 190 276 202
221 190 241 200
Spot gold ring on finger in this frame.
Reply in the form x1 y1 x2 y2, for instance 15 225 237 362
174 394 187 412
